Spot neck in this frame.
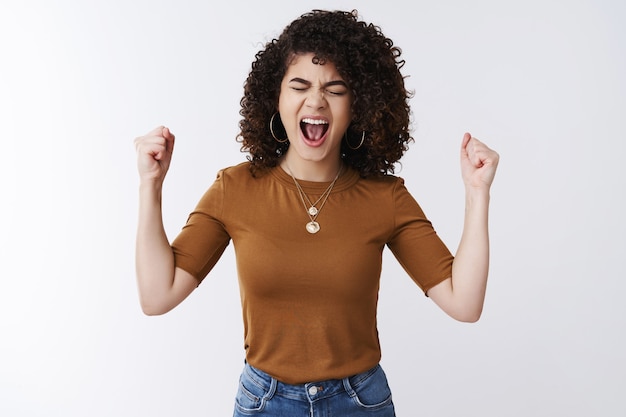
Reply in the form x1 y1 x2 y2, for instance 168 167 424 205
280 156 343 182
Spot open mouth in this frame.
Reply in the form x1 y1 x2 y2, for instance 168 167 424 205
300 118 329 141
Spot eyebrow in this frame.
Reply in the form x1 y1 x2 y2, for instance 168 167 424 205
289 78 348 88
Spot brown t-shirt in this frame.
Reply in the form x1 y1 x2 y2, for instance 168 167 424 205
171 162 453 384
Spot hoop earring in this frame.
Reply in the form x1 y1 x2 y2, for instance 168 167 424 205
270 113 289 143
345 130 366 150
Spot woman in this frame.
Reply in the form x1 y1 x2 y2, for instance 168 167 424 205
134 9 499 417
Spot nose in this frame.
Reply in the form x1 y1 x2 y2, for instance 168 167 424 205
305 88 326 109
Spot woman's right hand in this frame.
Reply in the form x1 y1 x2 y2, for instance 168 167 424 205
134 126 175 185
134 125 197 315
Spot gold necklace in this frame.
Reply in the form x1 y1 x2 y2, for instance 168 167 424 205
287 165 343 234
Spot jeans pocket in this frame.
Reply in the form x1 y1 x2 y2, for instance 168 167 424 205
234 366 273 414
346 365 394 410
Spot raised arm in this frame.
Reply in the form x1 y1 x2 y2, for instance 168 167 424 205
134 126 198 315
427 132 499 322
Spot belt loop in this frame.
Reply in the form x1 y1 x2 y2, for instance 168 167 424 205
342 377 356 398
265 375 278 401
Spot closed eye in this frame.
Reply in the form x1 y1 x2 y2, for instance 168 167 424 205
288 78 349 96
326 89 348 96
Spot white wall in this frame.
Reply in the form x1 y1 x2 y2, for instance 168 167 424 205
1 0 624 416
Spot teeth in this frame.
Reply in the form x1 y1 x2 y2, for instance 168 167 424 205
301 118 328 125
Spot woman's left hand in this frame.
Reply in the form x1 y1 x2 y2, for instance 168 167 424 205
427 133 500 322
460 132 500 190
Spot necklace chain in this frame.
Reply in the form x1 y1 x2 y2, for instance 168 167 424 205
287 165 343 234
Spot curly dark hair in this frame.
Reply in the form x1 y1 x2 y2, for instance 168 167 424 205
237 9 413 177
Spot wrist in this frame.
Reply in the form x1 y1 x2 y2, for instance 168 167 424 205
465 184 490 199
139 179 164 202
464 186 491 213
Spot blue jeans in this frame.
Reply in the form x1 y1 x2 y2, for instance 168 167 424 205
233 362 396 417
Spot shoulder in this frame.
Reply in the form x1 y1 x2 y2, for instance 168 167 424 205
195 162 255 212
358 173 406 192
217 161 253 180
211 161 278 195
210 161 264 186
358 174 421 212
343 174 411 213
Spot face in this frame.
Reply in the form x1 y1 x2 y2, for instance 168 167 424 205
278 53 353 179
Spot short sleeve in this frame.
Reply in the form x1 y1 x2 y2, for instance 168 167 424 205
386 178 454 294
171 170 231 284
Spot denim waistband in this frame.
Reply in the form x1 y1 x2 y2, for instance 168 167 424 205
242 362 381 402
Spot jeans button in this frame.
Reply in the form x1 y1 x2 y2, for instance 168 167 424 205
308 386 318 395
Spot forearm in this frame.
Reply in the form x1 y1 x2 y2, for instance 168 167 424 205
449 187 491 319
135 181 176 310
427 133 498 322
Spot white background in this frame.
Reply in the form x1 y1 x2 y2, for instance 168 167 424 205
1 0 624 416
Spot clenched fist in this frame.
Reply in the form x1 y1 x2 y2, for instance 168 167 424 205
134 126 176 185
460 132 499 190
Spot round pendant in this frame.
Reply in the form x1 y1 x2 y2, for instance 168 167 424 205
308 206 318 216
306 221 320 234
